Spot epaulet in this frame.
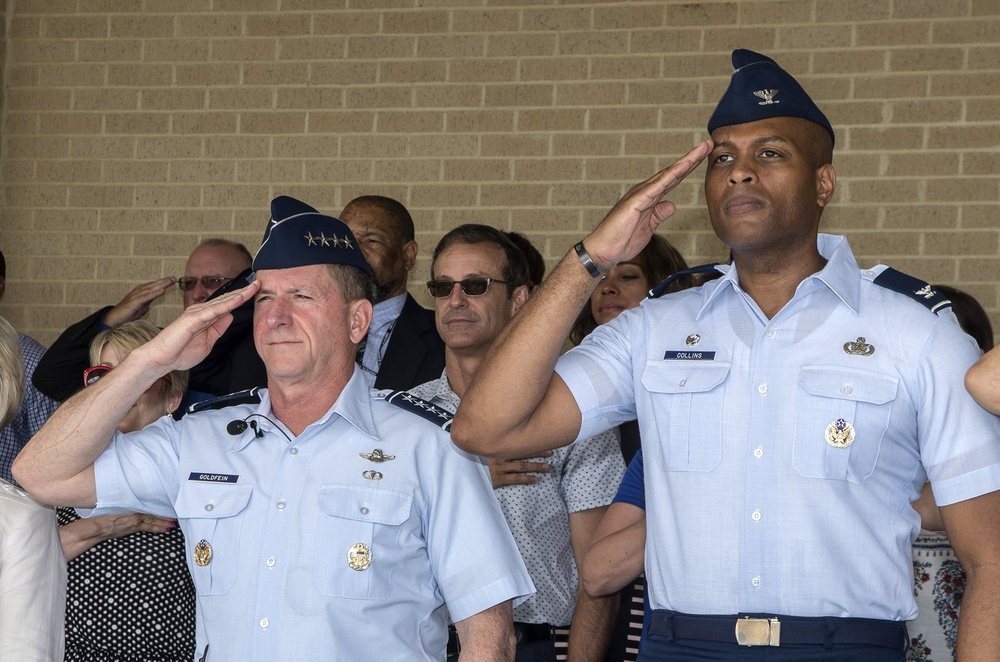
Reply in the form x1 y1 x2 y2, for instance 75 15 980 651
870 268 952 315
382 390 453 431
648 263 722 299
187 387 263 415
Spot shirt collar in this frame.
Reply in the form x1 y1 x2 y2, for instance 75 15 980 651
696 234 860 319
231 367 378 451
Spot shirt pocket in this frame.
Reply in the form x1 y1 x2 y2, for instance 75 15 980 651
793 365 899 483
314 485 413 600
175 482 253 596
640 360 732 472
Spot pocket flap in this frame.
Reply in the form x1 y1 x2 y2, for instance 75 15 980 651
318 485 412 526
175 482 252 519
641 361 732 394
799 365 898 404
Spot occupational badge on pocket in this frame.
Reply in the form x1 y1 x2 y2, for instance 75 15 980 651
348 543 372 571
194 539 213 566
825 418 855 448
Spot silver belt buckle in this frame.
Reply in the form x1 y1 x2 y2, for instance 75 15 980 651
735 617 781 646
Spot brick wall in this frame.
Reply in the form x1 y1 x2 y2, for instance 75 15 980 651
0 0 997 345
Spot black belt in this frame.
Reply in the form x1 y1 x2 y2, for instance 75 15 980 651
447 622 554 656
648 610 908 650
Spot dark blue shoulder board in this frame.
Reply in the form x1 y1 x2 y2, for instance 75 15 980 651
383 391 453 431
872 268 952 315
187 387 263 414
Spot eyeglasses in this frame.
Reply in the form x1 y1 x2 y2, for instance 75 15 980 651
83 364 172 389
426 278 507 298
177 275 232 292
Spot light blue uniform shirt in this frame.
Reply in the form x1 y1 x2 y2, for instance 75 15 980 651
90 368 533 661
555 234 1000 621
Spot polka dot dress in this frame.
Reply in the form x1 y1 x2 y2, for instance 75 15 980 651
57 508 196 662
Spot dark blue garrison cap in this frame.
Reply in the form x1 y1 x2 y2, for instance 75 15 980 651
252 195 372 275
707 49 835 147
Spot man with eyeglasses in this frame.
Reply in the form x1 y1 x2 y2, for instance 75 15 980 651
15 199 533 661
33 238 251 402
410 224 624 662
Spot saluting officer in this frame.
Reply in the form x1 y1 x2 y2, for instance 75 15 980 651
15 195 533 662
452 49 1000 661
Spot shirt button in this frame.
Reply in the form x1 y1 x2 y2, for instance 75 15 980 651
752 576 761 588
360 506 369 515
765 329 776 338
678 378 687 388
259 618 269 629
289 447 299 456
841 384 853 396
276 500 286 510
751 509 762 521
204 503 214 512
266 557 276 568
757 384 767 395
753 446 763 459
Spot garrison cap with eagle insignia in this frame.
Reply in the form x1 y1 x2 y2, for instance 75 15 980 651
708 49 835 147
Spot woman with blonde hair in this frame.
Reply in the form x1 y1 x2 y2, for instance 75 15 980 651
57 319 196 662
0 315 67 660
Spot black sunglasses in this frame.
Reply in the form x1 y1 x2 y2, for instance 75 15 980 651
177 276 232 292
426 278 507 298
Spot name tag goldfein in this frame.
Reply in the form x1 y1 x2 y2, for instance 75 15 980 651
188 472 239 483
663 350 717 361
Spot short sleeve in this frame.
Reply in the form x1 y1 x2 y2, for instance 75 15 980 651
555 312 640 443
422 437 534 622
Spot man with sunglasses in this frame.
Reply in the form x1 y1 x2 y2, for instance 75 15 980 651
15 198 533 661
411 225 624 662
33 238 251 402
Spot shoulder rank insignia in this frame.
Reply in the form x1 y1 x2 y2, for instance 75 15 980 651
648 263 722 299
383 391 453 431
187 387 263 415
870 268 952 315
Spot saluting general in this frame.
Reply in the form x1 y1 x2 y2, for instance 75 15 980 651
15 196 533 662
452 49 1000 661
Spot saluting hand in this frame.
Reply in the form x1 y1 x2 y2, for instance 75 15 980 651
585 140 713 271
138 280 261 375
102 277 177 328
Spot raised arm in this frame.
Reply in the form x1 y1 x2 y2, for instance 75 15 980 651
452 141 712 458
13 283 259 507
